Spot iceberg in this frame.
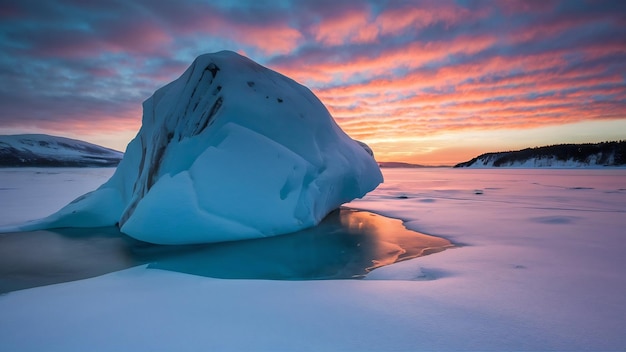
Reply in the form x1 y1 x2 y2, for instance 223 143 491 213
23 50 382 244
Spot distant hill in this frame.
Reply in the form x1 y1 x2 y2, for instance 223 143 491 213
0 134 123 167
378 161 427 168
454 141 626 168
378 162 450 168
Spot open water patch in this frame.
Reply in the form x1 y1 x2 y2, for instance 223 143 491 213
0 208 452 293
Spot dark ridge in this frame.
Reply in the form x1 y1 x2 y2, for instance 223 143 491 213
193 96 223 136
146 131 173 192
122 133 171 227
205 63 220 78
133 138 147 194
146 144 166 191
190 63 220 104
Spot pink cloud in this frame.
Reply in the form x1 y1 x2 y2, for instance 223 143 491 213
376 1 487 36
228 23 303 55
310 6 378 46
3 0 624 164
310 41 626 150
274 33 497 86
306 1 491 47
101 20 172 54
170 11 303 55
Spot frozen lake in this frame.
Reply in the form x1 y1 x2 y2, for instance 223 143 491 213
1 167 625 351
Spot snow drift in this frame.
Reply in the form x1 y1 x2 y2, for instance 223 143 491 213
19 51 382 244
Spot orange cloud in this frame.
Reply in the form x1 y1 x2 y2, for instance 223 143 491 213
308 1 486 47
230 23 303 55
274 34 497 85
306 41 625 159
4 0 624 164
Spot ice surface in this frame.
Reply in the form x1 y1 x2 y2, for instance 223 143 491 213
0 168 116 228
1 168 625 351
0 208 451 292
13 51 382 244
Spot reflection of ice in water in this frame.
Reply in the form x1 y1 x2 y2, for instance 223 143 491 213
0 208 451 292
151 208 451 280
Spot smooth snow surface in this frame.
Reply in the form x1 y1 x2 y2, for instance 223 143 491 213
1 167 625 351
14 51 382 244
0 168 116 228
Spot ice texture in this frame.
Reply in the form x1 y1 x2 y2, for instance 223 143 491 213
21 51 382 244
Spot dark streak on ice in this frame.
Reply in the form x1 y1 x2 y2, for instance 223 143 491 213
205 63 220 79
146 132 172 192
133 139 147 194
194 97 223 136
120 63 225 228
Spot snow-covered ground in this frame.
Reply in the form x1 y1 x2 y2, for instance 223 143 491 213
1 167 625 351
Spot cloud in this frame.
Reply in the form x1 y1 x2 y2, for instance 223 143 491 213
0 0 624 163
309 5 378 46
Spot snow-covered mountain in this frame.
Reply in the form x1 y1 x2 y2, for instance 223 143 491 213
455 141 626 168
0 134 123 167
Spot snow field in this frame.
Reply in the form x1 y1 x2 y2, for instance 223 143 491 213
1 167 625 351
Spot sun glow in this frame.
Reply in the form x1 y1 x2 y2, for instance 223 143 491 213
1 1 624 163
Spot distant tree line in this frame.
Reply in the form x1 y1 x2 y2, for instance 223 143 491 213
455 140 626 167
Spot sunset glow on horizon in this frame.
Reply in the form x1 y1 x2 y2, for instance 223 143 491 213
1 0 625 165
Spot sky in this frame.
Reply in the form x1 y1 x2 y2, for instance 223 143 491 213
1 0 625 165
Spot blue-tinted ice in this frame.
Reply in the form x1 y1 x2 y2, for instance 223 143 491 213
0 208 452 292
